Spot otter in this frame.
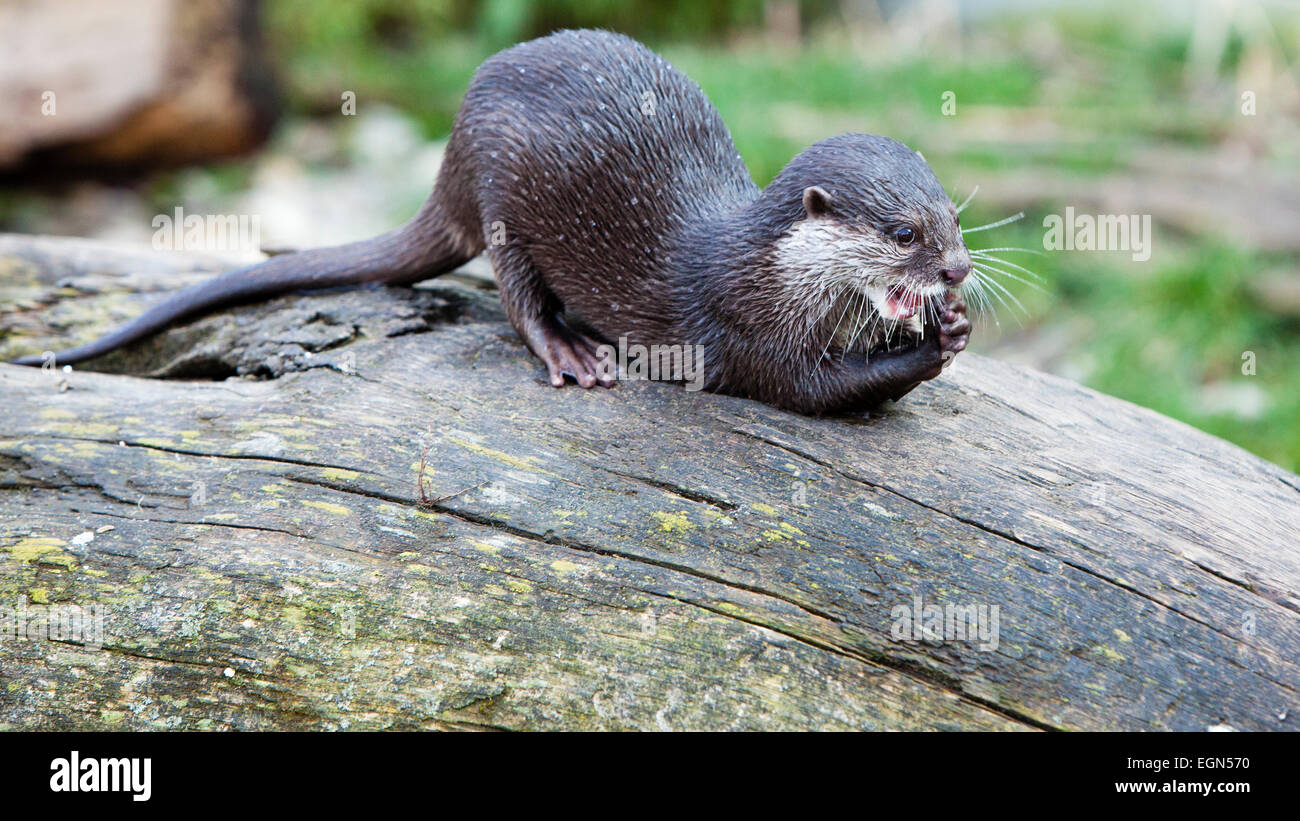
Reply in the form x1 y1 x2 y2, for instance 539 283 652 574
12 29 971 414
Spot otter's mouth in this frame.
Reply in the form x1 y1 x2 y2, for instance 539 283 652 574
866 282 942 322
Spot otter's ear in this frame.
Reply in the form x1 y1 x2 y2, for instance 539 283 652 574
802 185 833 218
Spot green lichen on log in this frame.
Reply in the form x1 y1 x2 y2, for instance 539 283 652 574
1 234 1297 730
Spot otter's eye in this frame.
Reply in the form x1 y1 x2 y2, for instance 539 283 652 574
893 226 918 246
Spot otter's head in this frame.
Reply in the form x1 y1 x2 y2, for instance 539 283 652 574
768 134 970 323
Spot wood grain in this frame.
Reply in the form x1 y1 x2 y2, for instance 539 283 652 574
1 234 1296 730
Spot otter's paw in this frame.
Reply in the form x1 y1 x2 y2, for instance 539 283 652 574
529 319 615 389
938 291 970 367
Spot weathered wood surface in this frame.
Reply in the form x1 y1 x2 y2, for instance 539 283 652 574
1 234 1298 731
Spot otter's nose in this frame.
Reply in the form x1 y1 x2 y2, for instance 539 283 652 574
941 262 971 286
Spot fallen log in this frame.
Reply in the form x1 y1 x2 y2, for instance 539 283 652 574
1 234 1297 731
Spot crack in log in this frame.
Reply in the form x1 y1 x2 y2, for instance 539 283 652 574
730 426 1300 664
297 362 382 383
644 587 1051 731
274 472 1051 729
28 434 371 476
79 506 437 571
85 509 312 541
870 485 1300 651
16 425 1297 696
280 473 838 622
1279 474 1300 496
98 643 237 672
971 389 1053 426
0 454 170 510
1185 558 1256 595
427 718 513 732
23 433 1246 728
599 468 738 511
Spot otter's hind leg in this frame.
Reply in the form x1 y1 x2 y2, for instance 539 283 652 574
488 245 613 389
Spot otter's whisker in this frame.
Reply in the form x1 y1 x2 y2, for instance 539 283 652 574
970 246 1043 256
813 287 857 374
971 254 1043 283
800 281 844 349
845 287 873 351
858 290 875 349
961 211 1024 235
964 279 986 322
960 277 992 325
978 284 999 326
971 259 1045 292
884 282 908 347
865 311 883 352
955 185 980 214
971 286 999 326
928 293 943 331
966 272 1005 326
841 289 861 352
972 268 1027 319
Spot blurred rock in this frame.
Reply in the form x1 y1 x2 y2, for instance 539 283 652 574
0 0 279 174
1199 380 1268 420
1249 267 1300 318
235 107 445 253
1 107 447 269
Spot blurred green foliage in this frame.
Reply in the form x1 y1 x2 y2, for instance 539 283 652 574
257 1 1300 471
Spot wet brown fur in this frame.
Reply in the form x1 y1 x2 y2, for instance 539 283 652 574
14 30 971 414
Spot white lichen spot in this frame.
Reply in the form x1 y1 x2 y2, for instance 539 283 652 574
863 502 898 520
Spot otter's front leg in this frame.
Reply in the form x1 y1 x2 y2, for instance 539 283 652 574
889 290 970 402
796 290 970 413
803 340 945 413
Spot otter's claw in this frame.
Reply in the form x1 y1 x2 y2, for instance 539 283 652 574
937 291 970 367
525 317 615 389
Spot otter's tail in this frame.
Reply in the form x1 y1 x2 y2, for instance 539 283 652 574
11 199 479 368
